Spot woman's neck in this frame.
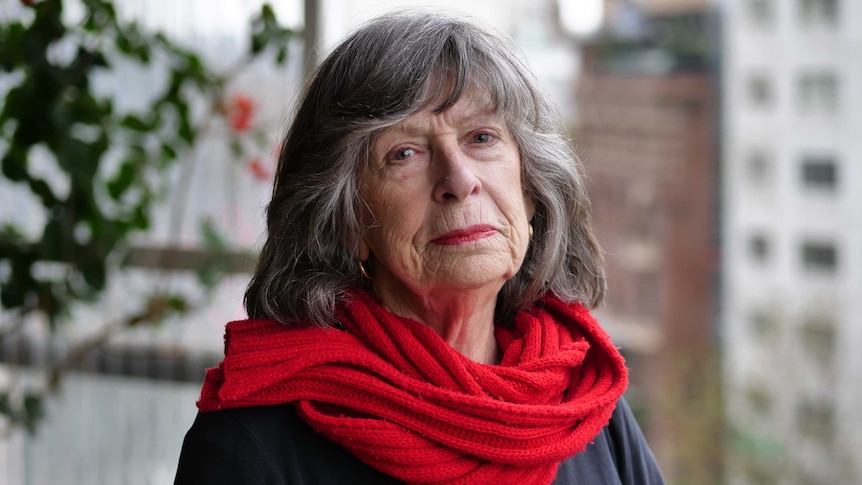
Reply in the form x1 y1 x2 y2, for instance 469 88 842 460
374 285 502 364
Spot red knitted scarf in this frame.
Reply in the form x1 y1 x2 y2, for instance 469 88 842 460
198 291 628 485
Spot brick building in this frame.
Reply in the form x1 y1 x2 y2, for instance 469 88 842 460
572 4 722 483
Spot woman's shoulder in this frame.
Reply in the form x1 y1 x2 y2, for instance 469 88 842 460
174 403 400 485
555 398 665 485
175 399 662 485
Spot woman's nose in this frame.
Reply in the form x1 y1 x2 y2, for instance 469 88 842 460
432 145 482 202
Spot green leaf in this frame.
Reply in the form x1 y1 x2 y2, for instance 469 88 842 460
0 223 26 242
199 218 227 252
196 219 230 290
160 143 177 161
0 281 25 309
31 0 66 43
166 294 189 313
130 204 149 230
229 139 243 157
275 46 288 65
261 4 276 21
21 393 45 435
28 177 58 206
40 216 67 259
177 116 194 144
61 137 103 189
1 146 28 182
107 160 138 200
80 259 107 291
116 33 134 56
0 24 28 71
196 263 225 290
120 114 150 132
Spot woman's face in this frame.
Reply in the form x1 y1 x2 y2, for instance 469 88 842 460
358 91 535 302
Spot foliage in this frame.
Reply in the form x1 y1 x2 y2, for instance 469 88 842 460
0 0 294 433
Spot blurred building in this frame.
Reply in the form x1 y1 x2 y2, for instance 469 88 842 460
721 0 862 484
572 1 722 483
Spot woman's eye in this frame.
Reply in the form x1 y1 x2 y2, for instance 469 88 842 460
392 148 415 161
472 133 493 144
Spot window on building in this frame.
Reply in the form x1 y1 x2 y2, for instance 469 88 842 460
747 0 775 27
801 241 838 272
798 72 838 113
746 150 773 186
747 74 773 107
800 0 839 27
626 180 659 241
748 233 771 262
744 463 778 485
749 307 778 340
634 271 659 318
800 316 836 368
796 397 835 442
801 156 838 190
746 384 773 417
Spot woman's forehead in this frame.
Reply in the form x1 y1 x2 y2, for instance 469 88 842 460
400 85 500 126
397 102 500 133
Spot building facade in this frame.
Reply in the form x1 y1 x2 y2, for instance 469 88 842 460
721 0 862 483
574 3 722 483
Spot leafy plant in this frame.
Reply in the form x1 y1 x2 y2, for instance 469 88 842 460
0 0 294 434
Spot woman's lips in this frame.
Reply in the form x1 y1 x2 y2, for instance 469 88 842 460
431 225 497 245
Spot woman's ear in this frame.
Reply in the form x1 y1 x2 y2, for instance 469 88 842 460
526 194 536 220
358 237 370 261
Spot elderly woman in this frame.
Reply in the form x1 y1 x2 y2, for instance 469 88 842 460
175 10 663 485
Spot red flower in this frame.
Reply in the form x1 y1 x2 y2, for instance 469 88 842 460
21 0 35 5
227 94 255 133
247 157 271 181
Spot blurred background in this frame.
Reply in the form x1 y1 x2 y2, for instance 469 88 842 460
0 0 859 484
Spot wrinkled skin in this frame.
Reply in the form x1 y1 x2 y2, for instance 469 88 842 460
358 91 534 363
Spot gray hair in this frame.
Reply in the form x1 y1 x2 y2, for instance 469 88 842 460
244 10 605 326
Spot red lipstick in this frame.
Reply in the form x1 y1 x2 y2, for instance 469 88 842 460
431 225 497 245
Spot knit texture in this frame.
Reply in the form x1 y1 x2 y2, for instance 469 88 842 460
198 291 628 485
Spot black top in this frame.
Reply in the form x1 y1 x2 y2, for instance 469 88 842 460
174 398 664 485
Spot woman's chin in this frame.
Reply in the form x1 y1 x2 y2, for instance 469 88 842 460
417 256 518 293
